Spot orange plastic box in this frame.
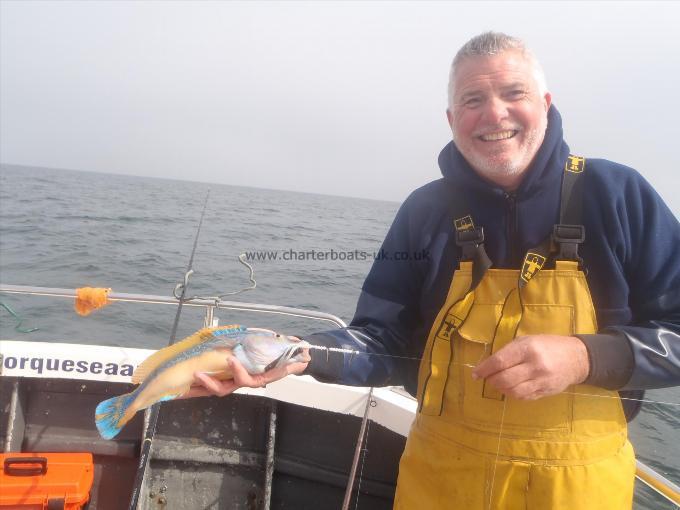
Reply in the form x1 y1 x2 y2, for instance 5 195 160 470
0 453 94 510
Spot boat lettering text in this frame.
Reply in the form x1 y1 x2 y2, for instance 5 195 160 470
2 355 133 376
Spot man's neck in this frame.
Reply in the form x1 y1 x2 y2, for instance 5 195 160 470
472 168 526 192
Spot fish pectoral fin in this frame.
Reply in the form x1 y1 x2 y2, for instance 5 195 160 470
204 369 234 381
132 325 244 384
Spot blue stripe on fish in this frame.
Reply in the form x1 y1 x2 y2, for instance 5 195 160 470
140 336 239 386
95 391 136 440
212 326 247 336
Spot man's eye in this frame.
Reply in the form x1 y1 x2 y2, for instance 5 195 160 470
464 98 482 107
507 90 526 99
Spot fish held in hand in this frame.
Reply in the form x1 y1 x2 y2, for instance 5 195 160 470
95 325 308 439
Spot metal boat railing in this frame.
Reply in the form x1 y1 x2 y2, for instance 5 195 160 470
636 460 680 506
1 283 679 507
0 283 347 329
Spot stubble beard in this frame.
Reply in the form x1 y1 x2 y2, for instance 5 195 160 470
455 122 547 184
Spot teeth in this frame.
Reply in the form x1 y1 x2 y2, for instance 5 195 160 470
480 130 515 141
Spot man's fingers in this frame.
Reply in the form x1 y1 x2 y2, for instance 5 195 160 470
229 357 270 388
472 341 527 380
180 385 215 399
194 372 223 392
260 364 290 385
194 371 238 397
288 360 310 374
484 363 534 392
298 347 311 364
181 349 308 401
502 379 543 400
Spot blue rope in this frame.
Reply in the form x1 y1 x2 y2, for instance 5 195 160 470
0 300 39 333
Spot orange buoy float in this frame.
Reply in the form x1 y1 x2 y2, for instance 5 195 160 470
74 287 111 316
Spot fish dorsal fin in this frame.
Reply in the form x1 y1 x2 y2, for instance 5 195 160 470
131 324 246 384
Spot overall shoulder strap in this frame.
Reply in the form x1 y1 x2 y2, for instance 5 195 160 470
553 155 586 262
484 157 589 401
443 179 492 291
519 154 586 288
419 181 492 416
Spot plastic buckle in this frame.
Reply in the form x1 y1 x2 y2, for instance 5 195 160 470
552 224 585 244
552 224 585 263
456 227 485 261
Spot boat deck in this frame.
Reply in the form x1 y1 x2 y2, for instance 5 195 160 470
1 375 406 509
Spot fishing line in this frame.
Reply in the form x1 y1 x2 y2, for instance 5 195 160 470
487 397 507 510
307 343 486 367
342 344 680 508
128 189 211 510
305 345 680 408
563 391 680 408
341 345 680 509
332 343 679 507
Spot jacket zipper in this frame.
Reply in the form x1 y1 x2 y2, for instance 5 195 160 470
505 192 519 265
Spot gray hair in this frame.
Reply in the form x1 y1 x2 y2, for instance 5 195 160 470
447 31 548 109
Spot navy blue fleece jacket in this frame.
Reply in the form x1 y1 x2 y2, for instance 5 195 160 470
304 106 680 413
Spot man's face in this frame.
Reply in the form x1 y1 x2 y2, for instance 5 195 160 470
447 50 552 189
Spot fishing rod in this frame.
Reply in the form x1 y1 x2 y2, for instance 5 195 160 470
127 190 211 510
342 388 374 510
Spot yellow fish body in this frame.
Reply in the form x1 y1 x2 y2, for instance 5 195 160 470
95 325 307 439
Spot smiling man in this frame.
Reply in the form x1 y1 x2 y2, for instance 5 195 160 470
190 32 680 509
448 47 551 190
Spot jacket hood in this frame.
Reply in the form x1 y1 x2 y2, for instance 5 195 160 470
438 106 571 199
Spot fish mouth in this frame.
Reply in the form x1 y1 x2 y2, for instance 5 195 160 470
264 344 308 372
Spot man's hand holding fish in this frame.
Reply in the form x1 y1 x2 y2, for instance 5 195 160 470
95 325 310 439
183 336 310 399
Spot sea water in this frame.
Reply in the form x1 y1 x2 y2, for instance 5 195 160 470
0 164 677 509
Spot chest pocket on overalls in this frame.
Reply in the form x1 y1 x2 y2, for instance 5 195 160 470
454 269 581 433
418 155 591 428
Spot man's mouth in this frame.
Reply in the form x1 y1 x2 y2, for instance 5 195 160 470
478 130 518 142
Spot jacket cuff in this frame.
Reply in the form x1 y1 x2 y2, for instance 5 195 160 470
575 332 634 390
300 333 345 383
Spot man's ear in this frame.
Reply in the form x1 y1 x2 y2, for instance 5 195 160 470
543 92 552 112
446 109 454 128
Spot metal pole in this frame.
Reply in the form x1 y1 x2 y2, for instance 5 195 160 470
341 388 374 510
127 191 210 510
0 284 347 328
4 380 25 453
263 401 277 510
636 460 680 506
204 304 215 328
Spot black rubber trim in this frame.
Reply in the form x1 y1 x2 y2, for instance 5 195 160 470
576 332 634 390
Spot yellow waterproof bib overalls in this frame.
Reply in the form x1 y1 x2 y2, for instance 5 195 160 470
394 157 635 509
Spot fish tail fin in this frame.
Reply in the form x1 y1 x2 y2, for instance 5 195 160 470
95 392 137 440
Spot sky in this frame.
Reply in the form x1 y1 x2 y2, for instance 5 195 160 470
1 1 679 211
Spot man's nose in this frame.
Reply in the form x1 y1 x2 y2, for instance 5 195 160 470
483 97 509 124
